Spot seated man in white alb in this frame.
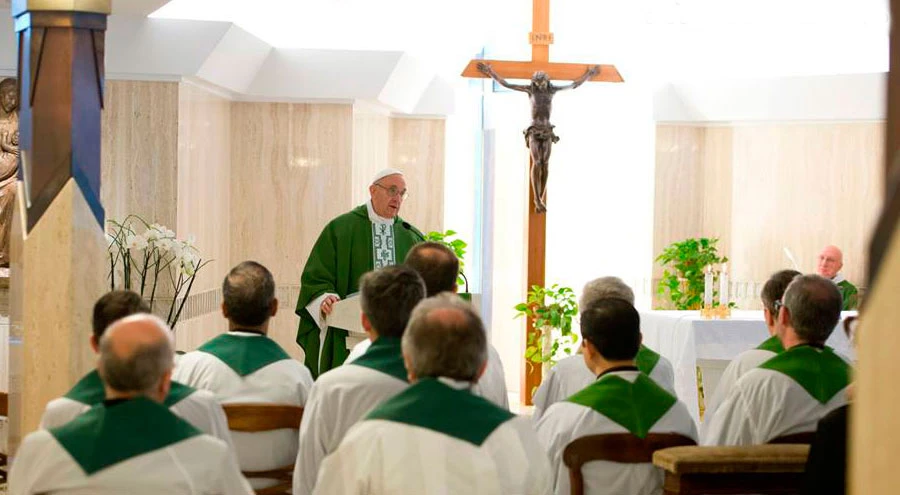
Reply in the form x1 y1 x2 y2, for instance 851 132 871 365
347 241 510 409
40 291 232 449
701 269 800 435
10 314 253 495
293 265 426 495
174 261 314 489
532 276 675 422
536 298 697 495
315 294 552 494
703 274 852 446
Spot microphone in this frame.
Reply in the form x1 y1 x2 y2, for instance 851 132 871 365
401 221 427 243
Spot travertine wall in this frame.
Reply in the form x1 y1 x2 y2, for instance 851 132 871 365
653 123 883 308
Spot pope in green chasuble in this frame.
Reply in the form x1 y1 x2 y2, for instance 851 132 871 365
296 170 423 377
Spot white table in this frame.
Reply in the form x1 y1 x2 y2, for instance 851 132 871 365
639 310 856 425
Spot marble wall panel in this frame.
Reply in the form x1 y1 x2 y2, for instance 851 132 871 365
653 123 883 308
101 81 179 228
176 83 232 299
230 103 353 359
389 118 445 234
351 105 390 205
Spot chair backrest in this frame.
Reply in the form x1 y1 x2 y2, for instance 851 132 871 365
221 403 304 495
768 431 815 445
562 433 697 495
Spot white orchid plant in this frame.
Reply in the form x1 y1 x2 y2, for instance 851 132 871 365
106 215 210 331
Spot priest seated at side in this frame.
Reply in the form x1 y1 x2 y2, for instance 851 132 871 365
293 265 426 495
701 269 801 436
174 261 314 490
39 290 233 448
703 274 852 446
314 294 552 494
536 298 697 495
532 276 675 422
346 241 510 409
296 168 425 377
9 314 253 495
817 245 859 310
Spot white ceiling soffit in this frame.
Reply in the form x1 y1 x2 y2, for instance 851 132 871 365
655 73 887 123
0 10 455 115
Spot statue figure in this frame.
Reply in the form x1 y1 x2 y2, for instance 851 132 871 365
478 63 597 213
0 78 19 268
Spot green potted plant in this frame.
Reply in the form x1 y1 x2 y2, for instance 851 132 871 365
514 284 579 376
656 237 728 310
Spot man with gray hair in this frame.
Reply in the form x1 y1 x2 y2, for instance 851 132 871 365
294 265 426 495
10 314 253 495
39 290 233 449
703 275 852 445
174 261 313 490
314 294 552 494
532 276 675 421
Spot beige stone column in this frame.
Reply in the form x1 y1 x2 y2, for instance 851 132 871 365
8 0 110 454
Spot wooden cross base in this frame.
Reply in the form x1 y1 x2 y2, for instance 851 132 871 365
523 163 546 405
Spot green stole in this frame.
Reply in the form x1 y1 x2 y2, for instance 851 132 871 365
350 337 408 382
758 345 851 404
836 280 859 310
635 345 661 375
65 369 196 408
366 378 514 446
756 335 785 354
50 397 201 475
294 204 421 378
198 332 291 377
567 372 677 439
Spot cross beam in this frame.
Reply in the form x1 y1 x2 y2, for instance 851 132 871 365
462 0 623 405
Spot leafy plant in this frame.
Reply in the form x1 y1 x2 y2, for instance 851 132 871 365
425 229 468 287
514 284 579 368
106 215 211 331
656 237 728 310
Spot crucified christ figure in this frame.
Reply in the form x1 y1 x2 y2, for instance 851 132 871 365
478 63 598 213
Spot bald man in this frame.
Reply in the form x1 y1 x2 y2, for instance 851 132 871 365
10 315 253 495
816 246 859 310
296 168 425 377
39 291 233 449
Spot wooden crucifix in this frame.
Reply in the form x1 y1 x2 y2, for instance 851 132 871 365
462 0 623 404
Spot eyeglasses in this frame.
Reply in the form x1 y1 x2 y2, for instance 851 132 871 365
374 183 409 200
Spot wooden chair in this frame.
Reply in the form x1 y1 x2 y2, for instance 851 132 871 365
653 444 810 495
768 431 815 445
562 433 697 495
222 403 304 495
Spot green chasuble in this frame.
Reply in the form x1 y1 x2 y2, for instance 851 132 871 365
367 378 514 446
198 333 291 377
65 369 196 408
756 335 785 354
837 279 859 310
635 345 661 375
296 204 423 378
759 345 851 404
567 373 676 439
350 337 408 382
51 397 201 475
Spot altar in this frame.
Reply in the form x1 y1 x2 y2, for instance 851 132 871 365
639 310 856 425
